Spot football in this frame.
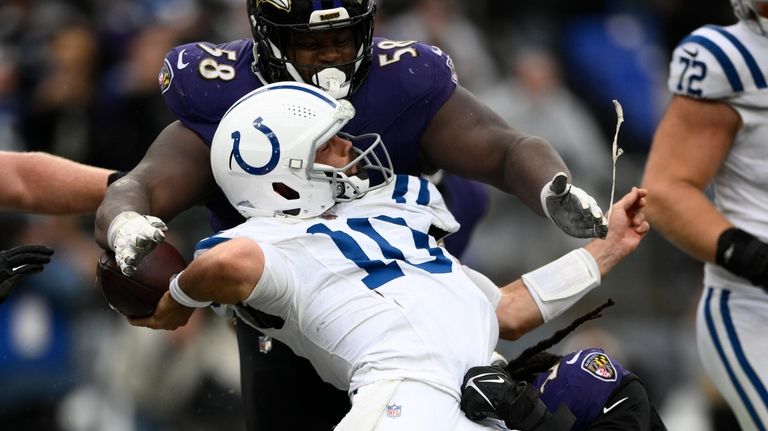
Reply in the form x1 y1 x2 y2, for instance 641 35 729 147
96 241 188 318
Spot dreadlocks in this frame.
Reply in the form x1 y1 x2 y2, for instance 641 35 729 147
506 298 616 382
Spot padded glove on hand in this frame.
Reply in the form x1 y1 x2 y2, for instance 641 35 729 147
542 172 608 239
0 245 54 304
108 211 167 276
461 365 574 430
461 366 521 422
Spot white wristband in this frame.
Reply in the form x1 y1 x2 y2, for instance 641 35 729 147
169 273 212 308
521 248 600 322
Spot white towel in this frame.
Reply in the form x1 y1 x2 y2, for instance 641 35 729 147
334 379 402 431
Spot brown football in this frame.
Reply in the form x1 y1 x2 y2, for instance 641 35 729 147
96 241 187 318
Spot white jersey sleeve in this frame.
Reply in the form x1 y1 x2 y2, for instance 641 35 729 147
192 233 296 319
241 242 295 316
668 22 768 107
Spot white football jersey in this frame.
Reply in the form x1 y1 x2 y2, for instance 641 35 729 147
198 175 498 399
668 22 768 292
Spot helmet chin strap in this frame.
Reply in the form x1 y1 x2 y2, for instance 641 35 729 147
313 68 351 99
313 163 370 201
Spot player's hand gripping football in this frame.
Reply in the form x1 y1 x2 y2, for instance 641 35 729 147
542 172 608 239
129 290 195 330
107 211 167 276
0 245 54 304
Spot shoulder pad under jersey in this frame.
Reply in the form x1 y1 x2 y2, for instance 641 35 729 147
339 175 459 238
367 38 458 100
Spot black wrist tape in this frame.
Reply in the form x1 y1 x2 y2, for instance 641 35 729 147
503 382 550 430
107 171 128 186
716 227 768 287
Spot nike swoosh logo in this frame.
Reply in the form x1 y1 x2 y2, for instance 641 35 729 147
682 47 699 57
464 372 506 407
565 350 583 365
177 49 189 69
603 396 629 414
477 376 506 384
724 244 735 263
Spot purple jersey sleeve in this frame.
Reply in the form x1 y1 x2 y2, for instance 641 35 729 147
160 39 264 143
532 348 631 431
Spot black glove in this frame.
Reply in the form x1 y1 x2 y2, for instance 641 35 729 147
542 172 608 239
0 245 54 304
461 366 574 431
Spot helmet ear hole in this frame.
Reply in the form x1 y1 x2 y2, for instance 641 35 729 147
273 182 300 200
282 208 301 216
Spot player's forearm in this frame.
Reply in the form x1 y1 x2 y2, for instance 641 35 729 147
178 238 264 305
496 280 544 340
420 86 569 216
95 175 154 248
94 122 216 248
644 182 728 264
642 96 737 264
499 134 570 216
582 240 628 279
1 152 110 214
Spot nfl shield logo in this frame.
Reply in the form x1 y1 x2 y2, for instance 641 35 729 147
258 335 272 354
386 404 402 418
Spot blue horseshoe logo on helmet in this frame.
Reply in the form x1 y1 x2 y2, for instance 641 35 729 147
229 116 280 175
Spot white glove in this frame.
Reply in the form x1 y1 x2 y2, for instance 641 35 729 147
541 172 608 239
107 211 168 276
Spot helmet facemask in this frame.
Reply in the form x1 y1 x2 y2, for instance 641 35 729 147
309 132 394 202
249 1 375 99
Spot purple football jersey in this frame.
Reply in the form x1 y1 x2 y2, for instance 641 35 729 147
158 37 487 256
531 348 630 431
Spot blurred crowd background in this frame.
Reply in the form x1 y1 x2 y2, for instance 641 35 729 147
0 0 740 430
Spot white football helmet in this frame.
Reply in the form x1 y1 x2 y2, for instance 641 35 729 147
732 0 768 36
211 82 394 219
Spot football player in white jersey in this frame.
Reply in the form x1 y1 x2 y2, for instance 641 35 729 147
642 1 768 429
131 82 649 430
